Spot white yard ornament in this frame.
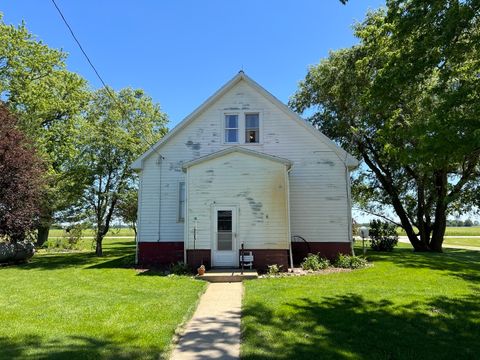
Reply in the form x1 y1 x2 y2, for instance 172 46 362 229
360 226 369 256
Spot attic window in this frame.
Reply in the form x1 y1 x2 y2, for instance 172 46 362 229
245 113 259 143
224 115 238 143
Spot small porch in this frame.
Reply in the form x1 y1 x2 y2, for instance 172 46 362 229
183 147 292 270
197 268 259 282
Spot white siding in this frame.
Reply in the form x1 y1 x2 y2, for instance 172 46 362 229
137 80 350 244
186 152 289 250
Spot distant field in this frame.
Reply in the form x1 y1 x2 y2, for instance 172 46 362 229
43 237 136 252
49 228 135 238
397 226 480 236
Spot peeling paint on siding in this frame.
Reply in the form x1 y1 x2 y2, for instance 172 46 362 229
317 160 335 167
185 140 201 151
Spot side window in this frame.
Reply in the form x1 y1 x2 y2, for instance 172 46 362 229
178 182 185 222
245 113 259 143
224 114 238 143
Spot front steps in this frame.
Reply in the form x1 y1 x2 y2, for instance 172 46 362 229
197 268 258 282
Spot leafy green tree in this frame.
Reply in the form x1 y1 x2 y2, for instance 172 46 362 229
80 87 167 256
290 1 480 252
0 15 91 245
115 188 138 240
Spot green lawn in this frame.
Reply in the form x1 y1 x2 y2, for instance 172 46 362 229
444 237 480 248
397 226 480 236
242 243 480 359
0 238 205 360
48 227 135 237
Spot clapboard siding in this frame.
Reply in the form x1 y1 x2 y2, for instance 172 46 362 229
186 152 289 250
137 79 351 245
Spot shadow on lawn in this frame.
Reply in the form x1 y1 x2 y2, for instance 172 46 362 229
242 293 480 360
0 334 163 360
11 242 136 271
368 247 480 283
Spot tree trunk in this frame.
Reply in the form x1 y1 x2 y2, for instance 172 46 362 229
95 233 103 256
430 210 446 252
36 225 50 247
429 171 448 252
37 208 53 247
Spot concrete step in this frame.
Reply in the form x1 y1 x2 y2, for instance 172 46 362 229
197 269 258 283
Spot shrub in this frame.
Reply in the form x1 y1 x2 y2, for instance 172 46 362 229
170 262 190 275
267 264 283 275
334 254 369 269
63 224 84 249
301 253 330 271
369 219 398 252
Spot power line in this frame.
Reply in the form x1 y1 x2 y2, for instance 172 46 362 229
50 0 162 151
50 0 114 98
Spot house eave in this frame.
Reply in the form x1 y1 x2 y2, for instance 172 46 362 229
181 146 292 171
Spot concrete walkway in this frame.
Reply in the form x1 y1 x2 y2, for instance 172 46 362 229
170 282 243 360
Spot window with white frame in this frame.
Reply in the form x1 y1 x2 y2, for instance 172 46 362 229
224 114 239 143
178 182 185 222
245 113 260 143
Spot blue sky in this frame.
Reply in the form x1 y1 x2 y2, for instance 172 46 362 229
3 1 391 223
2 0 385 128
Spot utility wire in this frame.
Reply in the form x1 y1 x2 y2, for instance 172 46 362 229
50 0 159 149
50 0 116 101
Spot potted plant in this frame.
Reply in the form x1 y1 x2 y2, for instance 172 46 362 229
197 264 206 276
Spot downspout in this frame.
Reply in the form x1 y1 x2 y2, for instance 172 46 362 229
135 167 143 265
157 154 164 242
183 168 189 264
286 165 294 271
346 165 354 255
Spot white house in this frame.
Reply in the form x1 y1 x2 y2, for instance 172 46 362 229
131 71 358 270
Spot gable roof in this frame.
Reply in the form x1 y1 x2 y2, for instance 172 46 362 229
131 71 359 170
182 146 292 171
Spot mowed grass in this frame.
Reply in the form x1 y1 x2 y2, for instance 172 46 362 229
444 237 480 248
48 227 135 237
0 238 205 360
242 243 480 359
397 226 480 236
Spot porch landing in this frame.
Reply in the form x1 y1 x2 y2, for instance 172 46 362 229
197 269 258 283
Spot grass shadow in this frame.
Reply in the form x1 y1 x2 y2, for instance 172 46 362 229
86 254 135 269
9 240 136 271
367 247 480 283
242 293 480 359
0 333 164 360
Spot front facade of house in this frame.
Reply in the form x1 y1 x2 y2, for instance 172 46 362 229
131 72 358 270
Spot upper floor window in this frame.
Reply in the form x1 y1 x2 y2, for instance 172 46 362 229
224 114 239 143
245 113 259 143
224 112 261 144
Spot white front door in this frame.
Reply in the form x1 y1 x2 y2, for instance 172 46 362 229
212 207 237 267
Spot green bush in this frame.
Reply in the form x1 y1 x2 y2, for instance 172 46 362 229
45 238 72 251
267 264 283 275
334 254 369 269
63 224 84 249
369 220 398 252
170 262 190 275
301 253 330 271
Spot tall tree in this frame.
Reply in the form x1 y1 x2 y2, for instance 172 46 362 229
115 188 139 240
290 0 480 252
0 104 44 242
0 15 91 245
80 87 167 256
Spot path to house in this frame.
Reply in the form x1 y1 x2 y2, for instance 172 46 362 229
398 236 480 251
170 282 242 360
